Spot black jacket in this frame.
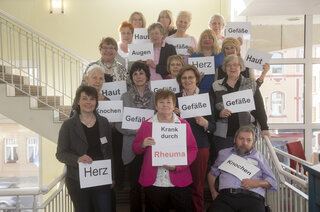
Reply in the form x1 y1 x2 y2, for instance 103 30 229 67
156 43 177 79
56 112 113 181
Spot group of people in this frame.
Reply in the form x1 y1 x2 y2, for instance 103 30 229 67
56 9 277 212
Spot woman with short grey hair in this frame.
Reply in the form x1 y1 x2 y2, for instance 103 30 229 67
146 23 177 80
210 54 270 164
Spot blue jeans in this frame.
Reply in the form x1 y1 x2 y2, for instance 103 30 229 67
66 177 112 212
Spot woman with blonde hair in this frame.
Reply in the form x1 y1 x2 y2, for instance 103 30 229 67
215 37 270 87
165 55 185 79
168 11 197 59
157 10 176 37
129 11 147 28
190 29 224 93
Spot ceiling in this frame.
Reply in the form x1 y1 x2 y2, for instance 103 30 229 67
240 0 320 16
238 0 320 25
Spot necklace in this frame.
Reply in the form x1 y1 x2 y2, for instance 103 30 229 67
80 115 96 128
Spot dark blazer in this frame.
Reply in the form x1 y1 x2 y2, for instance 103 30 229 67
56 112 113 181
156 43 177 79
176 92 216 148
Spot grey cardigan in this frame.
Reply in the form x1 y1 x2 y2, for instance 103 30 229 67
115 91 155 165
56 112 113 181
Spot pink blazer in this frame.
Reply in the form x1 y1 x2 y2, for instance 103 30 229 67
132 117 198 187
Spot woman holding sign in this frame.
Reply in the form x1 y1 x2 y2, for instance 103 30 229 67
146 23 177 80
115 61 155 212
70 65 109 117
132 89 197 212
168 11 197 62
56 85 113 212
215 37 270 88
210 54 270 163
175 65 216 212
190 29 224 93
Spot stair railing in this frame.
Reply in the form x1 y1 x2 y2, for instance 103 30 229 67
0 167 73 212
256 136 309 212
0 9 89 120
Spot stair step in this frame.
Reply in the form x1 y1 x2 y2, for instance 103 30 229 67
14 85 42 96
0 73 25 85
36 96 61 108
57 106 72 121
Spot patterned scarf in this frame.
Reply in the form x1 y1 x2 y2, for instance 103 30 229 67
129 84 153 109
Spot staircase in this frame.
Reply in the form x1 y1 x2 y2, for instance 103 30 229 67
0 9 88 142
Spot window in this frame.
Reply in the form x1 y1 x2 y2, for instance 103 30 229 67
4 138 18 163
271 53 284 75
312 15 320 58
259 64 304 123
313 64 320 123
271 92 285 116
27 137 38 164
248 15 304 59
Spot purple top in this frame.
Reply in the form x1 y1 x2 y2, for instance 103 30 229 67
210 147 277 197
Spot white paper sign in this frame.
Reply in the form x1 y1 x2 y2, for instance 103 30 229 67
222 89 255 113
79 160 112 189
97 100 123 122
178 93 212 119
128 43 154 62
244 49 272 71
150 79 180 94
101 81 127 100
188 56 215 75
166 37 191 55
121 107 154 130
152 123 187 166
218 154 260 180
226 22 251 40
132 28 150 44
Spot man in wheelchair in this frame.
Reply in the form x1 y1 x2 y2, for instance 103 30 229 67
207 126 277 212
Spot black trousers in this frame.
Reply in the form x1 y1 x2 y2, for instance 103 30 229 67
66 177 112 212
144 186 193 212
112 130 125 185
127 154 144 212
207 193 265 212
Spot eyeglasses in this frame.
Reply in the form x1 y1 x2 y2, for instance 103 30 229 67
101 46 115 51
181 76 195 80
226 63 240 68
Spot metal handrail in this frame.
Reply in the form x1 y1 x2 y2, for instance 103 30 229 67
0 167 66 196
0 9 89 121
274 147 313 166
263 135 308 188
0 9 88 63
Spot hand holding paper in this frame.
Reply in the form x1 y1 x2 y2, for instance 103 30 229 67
141 137 155 148
241 179 271 190
219 109 232 118
163 165 176 171
77 154 93 164
194 116 208 127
